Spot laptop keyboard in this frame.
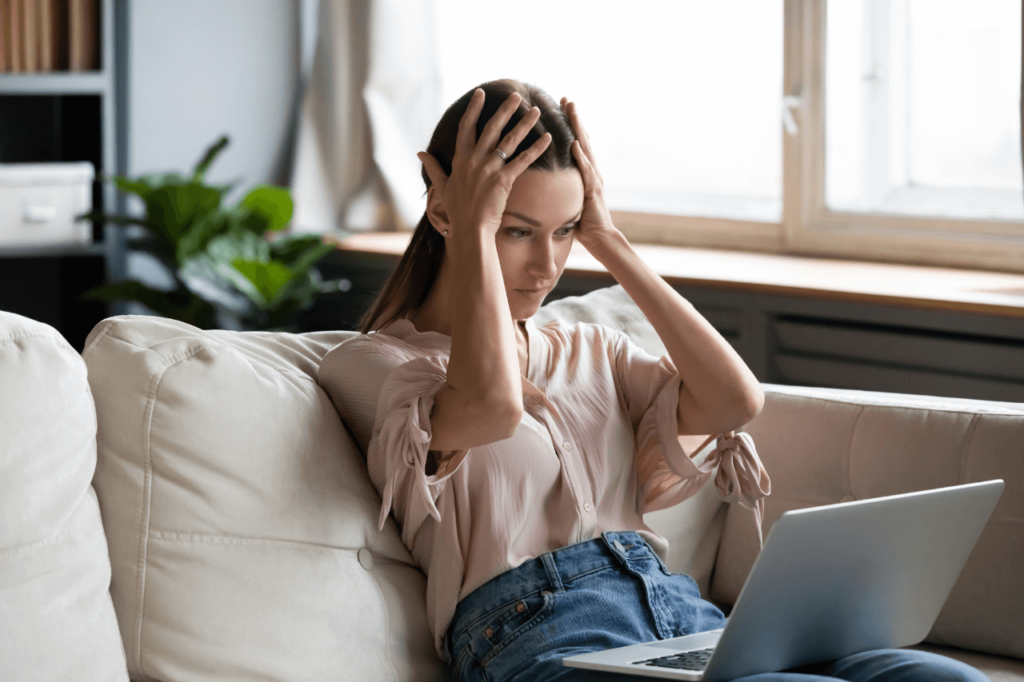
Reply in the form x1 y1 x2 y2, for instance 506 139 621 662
634 646 715 671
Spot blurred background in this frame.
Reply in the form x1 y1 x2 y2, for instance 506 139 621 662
2 0 1023 402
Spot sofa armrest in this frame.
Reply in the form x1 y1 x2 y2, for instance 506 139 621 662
711 383 1024 662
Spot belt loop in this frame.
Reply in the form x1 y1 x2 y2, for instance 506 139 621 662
540 552 565 594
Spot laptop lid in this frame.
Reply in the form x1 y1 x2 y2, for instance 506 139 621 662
701 479 1004 682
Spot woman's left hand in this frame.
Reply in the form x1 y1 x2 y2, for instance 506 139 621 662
561 97 619 249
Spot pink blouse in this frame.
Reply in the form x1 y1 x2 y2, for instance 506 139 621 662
318 315 770 660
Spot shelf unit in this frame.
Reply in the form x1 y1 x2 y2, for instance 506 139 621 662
0 0 126 351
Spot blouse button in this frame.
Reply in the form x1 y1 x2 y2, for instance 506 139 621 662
584 502 592 512
357 547 373 571
531 395 543 405
562 442 572 450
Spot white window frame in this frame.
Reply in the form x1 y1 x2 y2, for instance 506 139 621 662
610 0 1024 273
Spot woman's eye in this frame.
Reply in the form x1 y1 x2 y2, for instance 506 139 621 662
507 228 575 239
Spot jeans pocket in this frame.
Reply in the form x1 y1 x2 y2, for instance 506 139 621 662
478 590 556 668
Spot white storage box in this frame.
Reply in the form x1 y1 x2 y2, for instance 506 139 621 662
0 162 95 248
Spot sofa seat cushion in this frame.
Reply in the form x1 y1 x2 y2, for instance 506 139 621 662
83 316 447 682
0 312 127 681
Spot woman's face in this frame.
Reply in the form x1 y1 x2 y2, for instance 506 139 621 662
495 168 585 321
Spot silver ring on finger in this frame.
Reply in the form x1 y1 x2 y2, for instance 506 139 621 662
494 148 509 161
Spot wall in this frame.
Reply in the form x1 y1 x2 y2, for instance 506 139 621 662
123 0 301 287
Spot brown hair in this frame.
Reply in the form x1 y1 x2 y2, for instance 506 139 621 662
356 78 579 334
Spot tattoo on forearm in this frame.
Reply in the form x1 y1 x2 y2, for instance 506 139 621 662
426 449 455 476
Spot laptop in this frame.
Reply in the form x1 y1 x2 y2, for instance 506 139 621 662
563 479 1004 681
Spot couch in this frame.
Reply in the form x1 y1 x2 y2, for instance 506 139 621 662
1 284 1021 682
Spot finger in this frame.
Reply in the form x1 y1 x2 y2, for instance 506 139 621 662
566 101 594 157
455 89 485 162
571 140 599 192
417 152 449 191
494 105 541 159
504 132 552 178
475 92 523 158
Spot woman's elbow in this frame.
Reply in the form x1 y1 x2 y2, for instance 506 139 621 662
483 395 524 438
740 384 765 424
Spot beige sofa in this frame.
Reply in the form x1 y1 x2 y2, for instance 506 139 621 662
1 284 1021 681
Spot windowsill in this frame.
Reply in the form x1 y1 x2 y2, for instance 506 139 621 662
327 231 1024 319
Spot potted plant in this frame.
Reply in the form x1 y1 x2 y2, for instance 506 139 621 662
80 135 344 331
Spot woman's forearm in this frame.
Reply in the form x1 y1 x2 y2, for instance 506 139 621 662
583 230 764 435
446 230 523 416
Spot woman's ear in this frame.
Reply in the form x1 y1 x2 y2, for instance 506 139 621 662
426 186 451 234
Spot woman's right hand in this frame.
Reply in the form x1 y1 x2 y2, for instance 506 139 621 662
418 89 552 237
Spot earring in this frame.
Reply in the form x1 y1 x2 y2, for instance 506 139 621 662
442 230 449 237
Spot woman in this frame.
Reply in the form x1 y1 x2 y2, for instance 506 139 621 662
342 79 987 682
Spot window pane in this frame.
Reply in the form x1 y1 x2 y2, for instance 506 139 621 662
434 0 783 222
826 0 1024 221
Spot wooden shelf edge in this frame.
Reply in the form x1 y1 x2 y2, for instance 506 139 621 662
326 231 1024 320
0 242 106 258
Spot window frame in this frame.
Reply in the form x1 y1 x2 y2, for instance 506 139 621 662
610 0 1024 273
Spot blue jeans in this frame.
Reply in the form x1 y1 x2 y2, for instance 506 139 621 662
443 531 988 682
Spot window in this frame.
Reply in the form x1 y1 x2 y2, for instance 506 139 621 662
432 1 1024 271
434 0 784 223
825 0 1023 221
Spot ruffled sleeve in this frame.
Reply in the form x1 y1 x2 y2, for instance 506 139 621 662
612 331 771 546
366 354 470 548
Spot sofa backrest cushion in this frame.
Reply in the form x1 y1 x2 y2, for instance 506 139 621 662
83 316 448 682
0 312 127 681
714 384 1024 661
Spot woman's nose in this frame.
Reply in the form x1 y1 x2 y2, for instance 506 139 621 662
529 242 559 279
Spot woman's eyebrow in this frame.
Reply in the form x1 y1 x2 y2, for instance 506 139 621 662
505 211 583 228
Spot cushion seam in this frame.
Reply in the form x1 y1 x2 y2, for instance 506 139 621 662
0 496 98 560
133 343 208 681
82 318 116 357
147 530 411 554
767 391 1024 416
93 330 321 385
0 330 61 345
845 405 865 499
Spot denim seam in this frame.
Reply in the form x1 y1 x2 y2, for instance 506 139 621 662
459 643 488 682
452 587 549 652
561 563 617 586
481 590 556 667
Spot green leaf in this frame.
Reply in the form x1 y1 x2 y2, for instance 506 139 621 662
225 259 294 307
175 208 246 264
266 233 325 263
114 173 187 201
284 242 333 280
192 135 230 182
238 185 294 233
205 229 270 266
143 181 226 250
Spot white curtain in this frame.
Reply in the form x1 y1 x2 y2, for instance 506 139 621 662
288 0 441 234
